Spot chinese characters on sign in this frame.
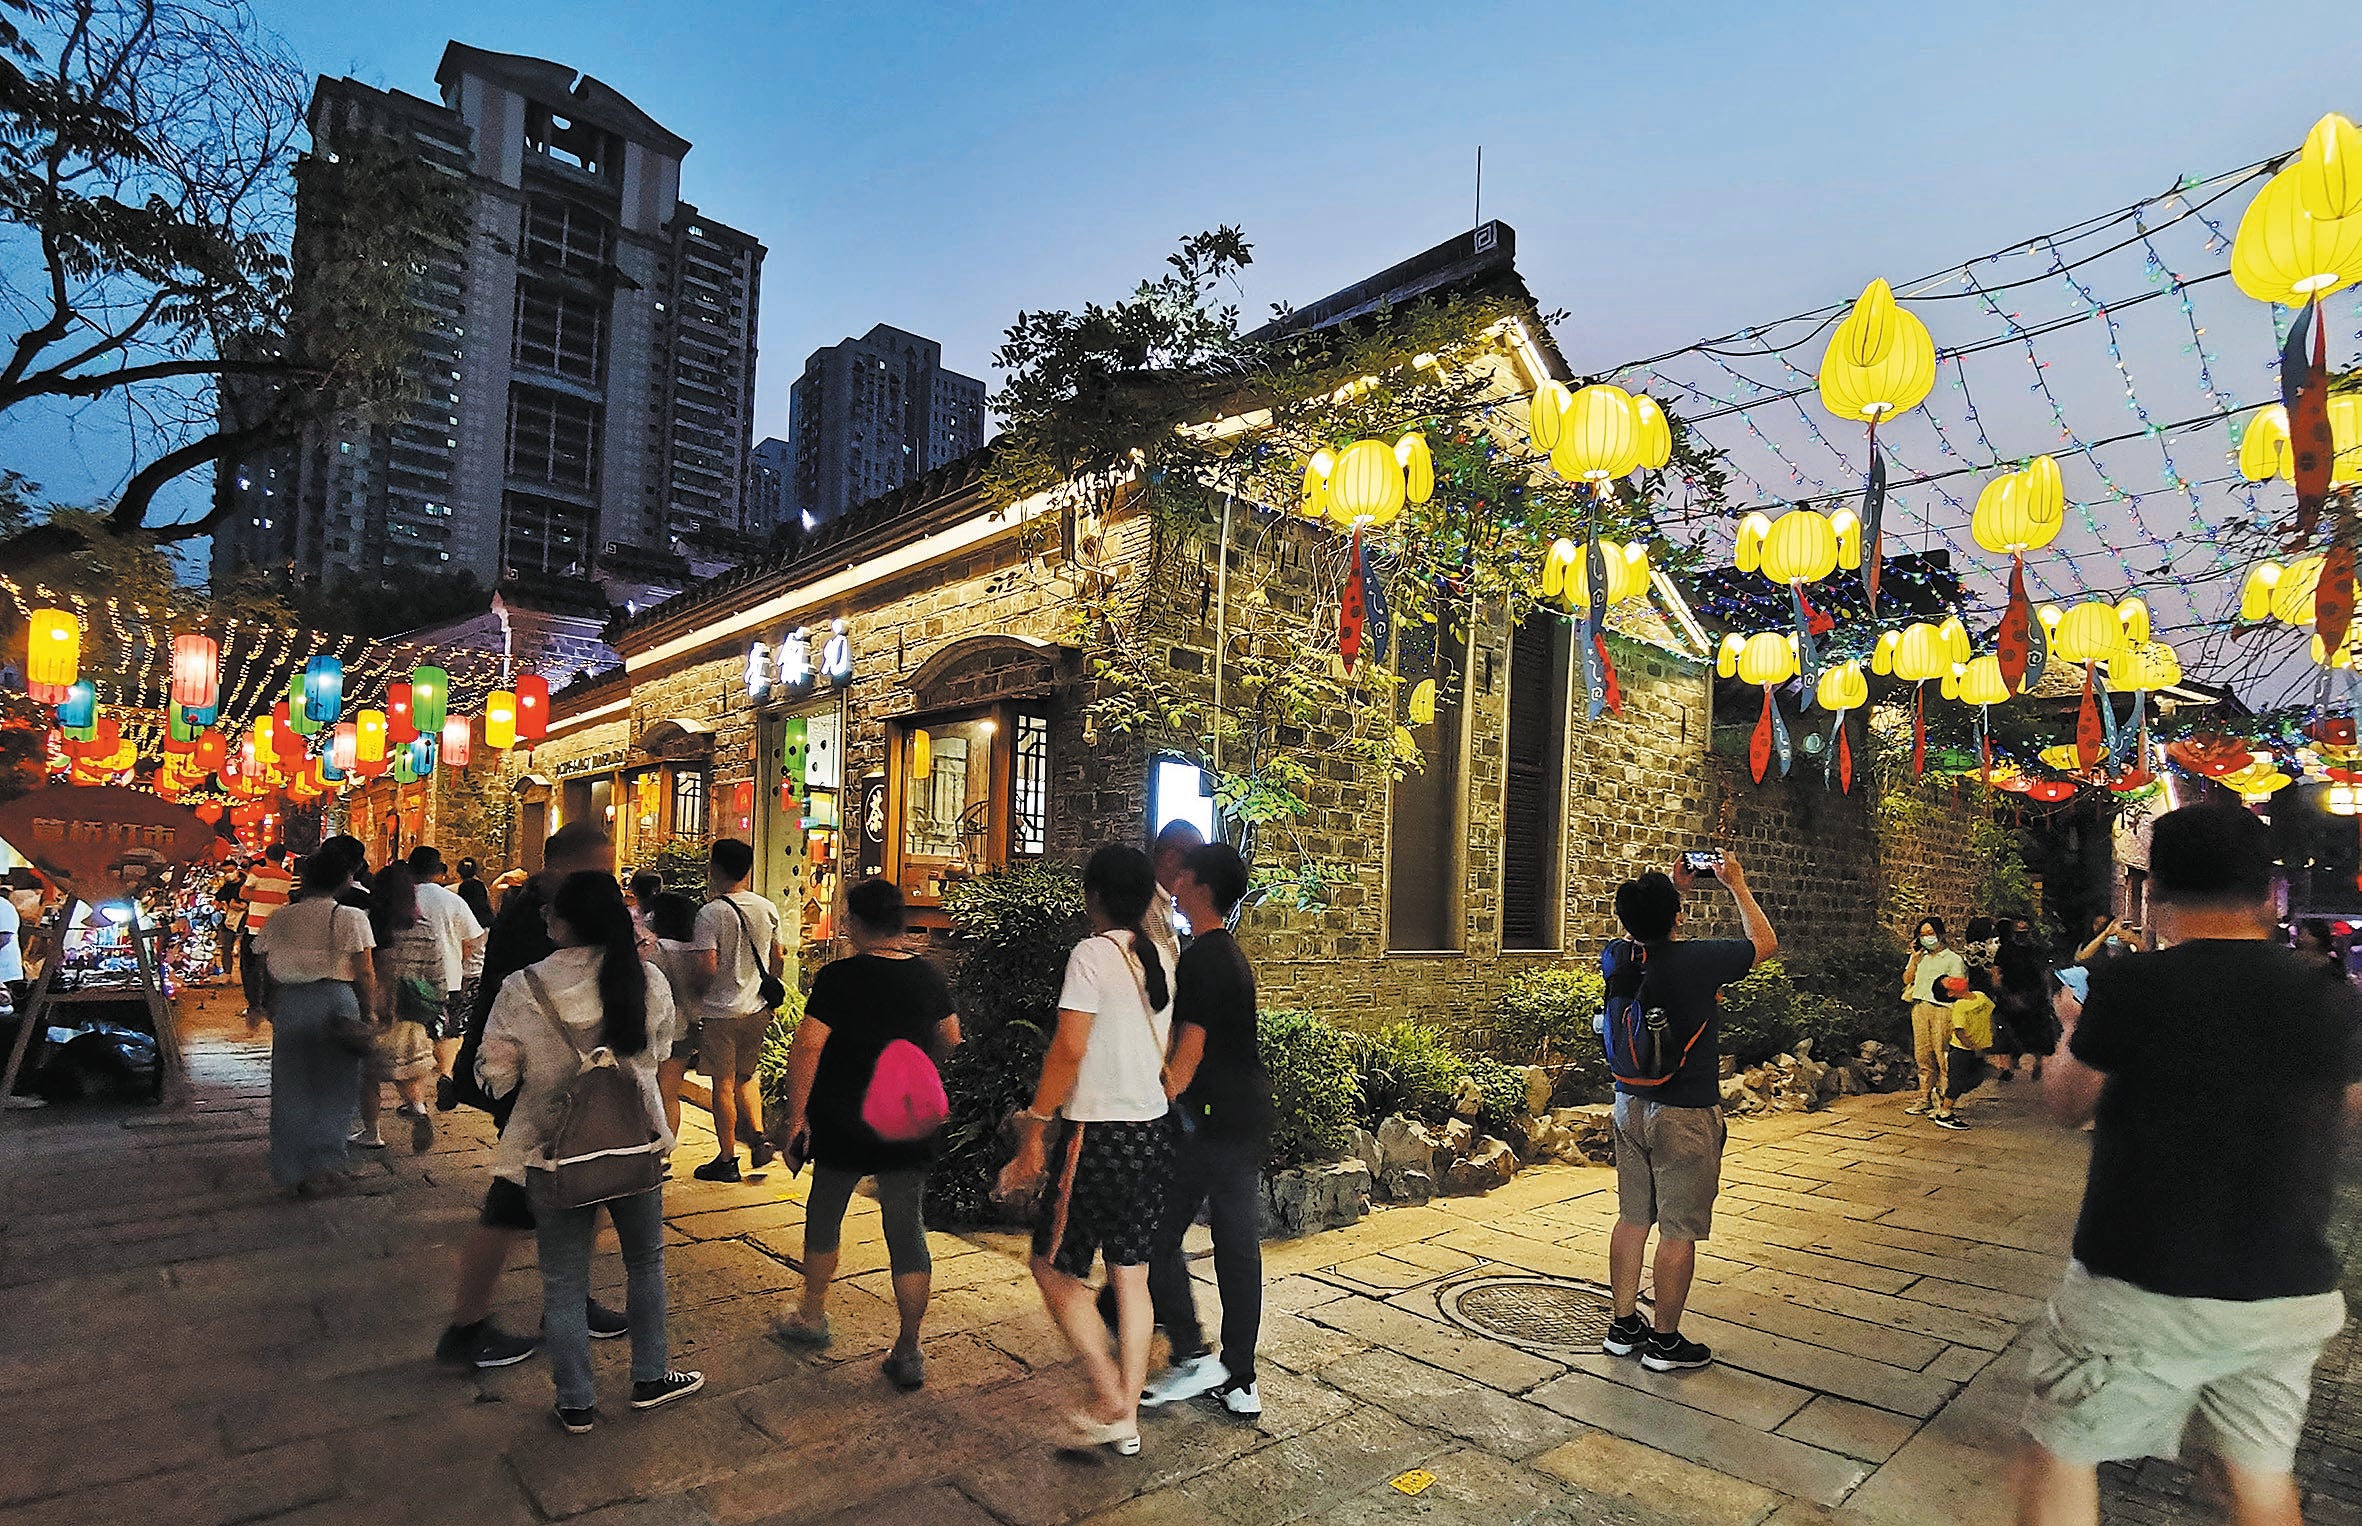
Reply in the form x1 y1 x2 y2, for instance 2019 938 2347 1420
746 619 855 700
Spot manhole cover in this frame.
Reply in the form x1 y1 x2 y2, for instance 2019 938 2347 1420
1440 1275 1620 1348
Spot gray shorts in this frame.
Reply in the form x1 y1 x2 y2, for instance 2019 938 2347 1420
2022 1261 2346 1474
1612 1095 1725 1241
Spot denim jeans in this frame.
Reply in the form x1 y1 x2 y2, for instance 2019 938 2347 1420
1148 1128 1265 1386
535 1186 668 1409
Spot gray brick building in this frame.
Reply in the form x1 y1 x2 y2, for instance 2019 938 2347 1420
214 43 767 596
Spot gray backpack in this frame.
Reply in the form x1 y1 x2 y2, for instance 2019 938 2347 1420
519 968 666 1212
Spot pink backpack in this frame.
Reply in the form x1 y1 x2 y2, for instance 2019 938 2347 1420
861 1039 950 1143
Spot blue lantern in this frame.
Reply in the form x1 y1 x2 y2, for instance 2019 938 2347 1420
397 736 436 780
55 680 96 730
303 655 343 725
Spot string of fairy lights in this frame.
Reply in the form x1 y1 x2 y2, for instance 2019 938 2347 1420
1606 150 2362 719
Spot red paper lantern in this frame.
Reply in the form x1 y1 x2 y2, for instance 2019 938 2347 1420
516 674 549 742
386 681 417 744
194 729 227 772
331 721 358 773
441 715 472 769
193 799 224 823
2026 780 2077 803
170 633 218 711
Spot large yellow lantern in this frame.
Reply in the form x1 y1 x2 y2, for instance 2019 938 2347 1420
1817 279 1937 424
1527 380 1572 453
1971 463 2066 555
1540 537 1651 609
2047 598 2146 665
2232 150 2362 307
1735 507 1862 585
1946 654 2012 707
1815 659 1869 793
1301 433 1433 527
1873 618 1972 683
2298 112 2362 221
1551 384 1643 483
24 608 78 703
1630 395 1673 470
2239 554 2362 667
484 691 518 752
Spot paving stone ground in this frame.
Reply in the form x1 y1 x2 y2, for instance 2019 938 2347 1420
2 985 2355 1525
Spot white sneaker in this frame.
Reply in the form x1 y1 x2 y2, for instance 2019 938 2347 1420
1219 1381 1261 1416
348 1130 387 1148
1140 1353 1228 1408
1902 1103 1929 1116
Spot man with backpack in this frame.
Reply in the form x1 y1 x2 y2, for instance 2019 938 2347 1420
690 838 785 1183
1599 853 1776 1373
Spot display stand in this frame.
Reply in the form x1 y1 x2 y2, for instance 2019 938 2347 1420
0 888 185 1108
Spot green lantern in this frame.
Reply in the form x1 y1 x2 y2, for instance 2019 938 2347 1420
284 673 321 736
410 665 448 734
168 699 201 743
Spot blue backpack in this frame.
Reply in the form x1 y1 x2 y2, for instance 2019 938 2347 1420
1599 940 1708 1090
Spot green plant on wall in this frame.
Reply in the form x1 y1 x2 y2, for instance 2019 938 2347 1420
983 229 1725 907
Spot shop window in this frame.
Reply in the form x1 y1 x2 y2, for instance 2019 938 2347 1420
1386 605 1469 952
671 769 707 839
889 704 1051 906
1151 755 1216 845
1501 616 1571 951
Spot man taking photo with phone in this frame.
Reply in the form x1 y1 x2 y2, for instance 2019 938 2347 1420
1599 851 1776 1372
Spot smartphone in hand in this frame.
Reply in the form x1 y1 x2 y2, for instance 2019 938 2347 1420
1682 850 1724 879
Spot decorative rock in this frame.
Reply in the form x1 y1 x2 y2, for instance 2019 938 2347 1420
1443 1135 1518 1195
1382 1167 1435 1204
1451 1075 1486 1118
1260 1160 1372 1238
1348 1125 1382 1177
1437 1117 1477 1169
1374 1114 1441 1178
1522 1065 1553 1117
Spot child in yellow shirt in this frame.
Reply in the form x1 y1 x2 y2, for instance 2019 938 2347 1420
1931 972 1997 1130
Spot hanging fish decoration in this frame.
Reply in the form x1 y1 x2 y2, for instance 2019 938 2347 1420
1360 536 1391 665
2098 681 2123 763
2319 541 2356 661
1979 712 1994 781
1750 688 1776 783
1996 558 2033 693
1582 534 1615 719
1838 716 1855 794
1790 583 1821 700
1339 528 1366 672
1860 453 1888 615
1912 681 1927 777
2285 301 2334 541
1771 691 1793 778
2075 665 2106 769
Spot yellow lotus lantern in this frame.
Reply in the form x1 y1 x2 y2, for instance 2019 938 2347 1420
2236 399 2362 487
1873 618 1971 776
1300 433 1434 527
2103 639 2180 784
2239 553 2362 668
1546 384 1645 486
1718 631 1801 783
1973 457 2068 695
1540 536 1651 609
1946 654 2011 706
2222 756 2294 802
2044 598 2148 769
1527 380 1571 452
1816 279 1938 426
1630 395 1673 471
1407 678 1437 726
2232 137 2362 307
2297 112 2362 221
1815 659 1869 793
1735 506 1860 695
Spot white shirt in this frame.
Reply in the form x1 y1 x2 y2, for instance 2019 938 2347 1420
255 898 375 984
1057 930 1175 1123
1148 885 1184 974
0 895 20 984
693 890 782 1021
413 880 487 990
476 946 678 1184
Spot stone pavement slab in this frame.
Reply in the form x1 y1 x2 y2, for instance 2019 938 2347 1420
6 985 2355 1525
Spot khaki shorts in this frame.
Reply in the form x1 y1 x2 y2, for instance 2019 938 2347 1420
2022 1261 2346 1474
1612 1095 1726 1241
697 1012 770 1082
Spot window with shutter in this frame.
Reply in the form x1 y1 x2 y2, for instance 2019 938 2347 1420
1502 616 1571 950
1387 599 1470 951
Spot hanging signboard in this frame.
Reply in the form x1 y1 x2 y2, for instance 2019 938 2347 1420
0 784 214 908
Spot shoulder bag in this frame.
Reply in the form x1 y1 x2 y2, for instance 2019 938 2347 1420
722 895 788 1011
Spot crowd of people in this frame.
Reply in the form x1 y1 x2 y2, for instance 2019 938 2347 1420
213 802 2357 1514
232 817 1270 1446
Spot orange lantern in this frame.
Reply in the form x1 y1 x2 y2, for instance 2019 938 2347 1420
194 729 227 773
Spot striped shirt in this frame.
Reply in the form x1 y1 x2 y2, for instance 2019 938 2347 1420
241 863 294 927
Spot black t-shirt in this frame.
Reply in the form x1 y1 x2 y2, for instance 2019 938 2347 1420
2071 940 2362 1301
1174 929 1272 1141
804 952 956 1174
1613 938 1757 1109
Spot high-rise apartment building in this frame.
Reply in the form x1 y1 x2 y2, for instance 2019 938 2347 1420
786 324 985 525
750 435 792 530
214 44 766 597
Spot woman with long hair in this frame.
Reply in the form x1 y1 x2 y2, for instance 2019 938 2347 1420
252 847 380 1195
1000 844 1176 1455
774 877 961 1389
357 861 439 1153
477 872 700 1433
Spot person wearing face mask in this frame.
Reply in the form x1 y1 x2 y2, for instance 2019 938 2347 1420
1903 916 1966 1121
2075 913 2145 964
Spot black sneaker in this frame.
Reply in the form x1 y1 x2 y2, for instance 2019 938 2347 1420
1932 1114 1970 1131
1641 1330 1713 1372
692 1156 742 1183
434 1320 487 1367
630 1371 705 1410
1602 1313 1651 1357
587 1300 628 1340
749 1135 777 1169
554 1405 595 1434
470 1323 542 1369
434 1075 458 1113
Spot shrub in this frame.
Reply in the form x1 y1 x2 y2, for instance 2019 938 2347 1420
942 864 1087 1037
1493 967 1604 1064
751 995 806 1120
1784 933 1910 1047
1350 1021 1468 1125
1259 1008 1360 1170
925 1018 1051 1226
1457 1054 1531 1140
1717 959 1805 1067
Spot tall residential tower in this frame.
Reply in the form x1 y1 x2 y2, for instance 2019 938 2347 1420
214 43 766 602
786 324 985 526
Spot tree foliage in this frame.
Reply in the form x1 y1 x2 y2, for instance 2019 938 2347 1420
983 228 1726 902
0 0 465 547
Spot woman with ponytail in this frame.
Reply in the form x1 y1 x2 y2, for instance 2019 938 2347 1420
478 872 700 1433
1000 844 1177 1456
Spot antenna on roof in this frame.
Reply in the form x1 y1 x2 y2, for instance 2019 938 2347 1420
1474 145 1483 230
